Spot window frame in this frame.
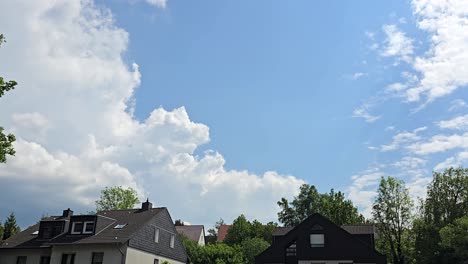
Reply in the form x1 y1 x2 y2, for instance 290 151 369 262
83 221 95 234
91 252 104 264
310 233 325 248
40 256 51 264
170 234 175 248
154 228 160 243
61 253 75 264
71 222 83 234
16 256 27 264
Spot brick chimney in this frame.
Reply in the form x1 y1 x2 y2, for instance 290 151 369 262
62 208 73 218
141 199 152 211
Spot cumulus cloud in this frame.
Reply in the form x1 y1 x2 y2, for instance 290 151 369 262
437 114 468 130
347 168 384 218
405 0 468 102
408 132 468 155
381 24 414 63
434 151 468 171
380 127 426 151
0 0 304 226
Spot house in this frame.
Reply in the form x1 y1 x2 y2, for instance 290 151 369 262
175 225 205 246
0 200 187 264
216 224 231 242
255 213 386 264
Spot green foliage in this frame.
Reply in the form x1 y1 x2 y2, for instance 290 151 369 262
2 212 20 240
413 167 468 264
95 186 139 211
0 34 17 164
224 215 252 245
240 237 270 264
439 216 468 263
0 221 4 241
175 219 184 226
277 184 365 226
372 176 413 264
161 261 171 264
250 220 277 243
183 237 246 264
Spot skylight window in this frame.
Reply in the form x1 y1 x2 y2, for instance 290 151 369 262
114 224 127 229
31 231 39 235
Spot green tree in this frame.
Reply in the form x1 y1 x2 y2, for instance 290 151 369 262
277 184 365 226
372 176 413 264
250 220 277 243
439 216 468 263
175 219 184 226
0 221 4 240
224 214 252 246
2 212 20 240
0 34 17 164
95 186 139 211
413 167 468 264
240 237 270 264
183 236 245 264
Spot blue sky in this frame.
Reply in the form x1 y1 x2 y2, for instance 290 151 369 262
1 0 468 227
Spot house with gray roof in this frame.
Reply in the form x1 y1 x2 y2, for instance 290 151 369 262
0 200 187 264
175 225 205 246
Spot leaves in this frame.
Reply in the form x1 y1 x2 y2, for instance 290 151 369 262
2 212 20 240
95 186 139 211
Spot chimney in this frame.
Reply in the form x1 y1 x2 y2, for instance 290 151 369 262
141 199 152 211
62 208 73 218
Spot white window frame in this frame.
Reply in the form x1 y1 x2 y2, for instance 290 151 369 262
170 234 175 248
71 222 83 234
83 221 95 234
154 228 160 243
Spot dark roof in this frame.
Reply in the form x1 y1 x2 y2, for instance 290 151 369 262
175 225 204 242
0 208 164 249
217 224 231 242
341 224 376 235
272 224 376 237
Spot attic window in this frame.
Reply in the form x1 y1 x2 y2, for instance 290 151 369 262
114 224 127 229
310 234 325 247
286 241 297 256
31 231 39 235
83 221 95 234
71 222 84 234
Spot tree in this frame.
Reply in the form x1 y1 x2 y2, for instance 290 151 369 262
224 214 252 246
95 186 139 211
240 237 270 264
0 34 17 163
439 216 468 263
0 221 4 240
372 176 413 264
413 167 468 264
2 212 20 240
183 236 245 264
277 184 365 226
175 219 184 226
250 220 277 243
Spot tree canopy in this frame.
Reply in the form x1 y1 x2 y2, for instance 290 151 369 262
95 186 139 211
277 184 365 226
2 212 20 240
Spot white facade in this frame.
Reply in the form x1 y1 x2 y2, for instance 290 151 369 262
49 244 124 264
126 247 185 264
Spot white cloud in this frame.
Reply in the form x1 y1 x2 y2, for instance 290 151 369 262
449 99 468 112
0 0 304 226
434 151 468 171
408 132 468 155
437 114 468 130
351 72 366 80
381 127 426 151
381 24 414 63
145 0 167 8
353 103 381 123
405 0 468 102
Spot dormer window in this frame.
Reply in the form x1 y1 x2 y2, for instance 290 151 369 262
84 222 95 234
71 222 84 234
71 221 95 234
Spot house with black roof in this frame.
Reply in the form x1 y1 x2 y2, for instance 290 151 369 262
255 213 386 264
0 200 187 264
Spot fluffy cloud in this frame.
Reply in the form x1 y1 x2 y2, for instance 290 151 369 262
437 114 468 130
0 0 303 226
381 24 414 63
408 132 468 155
380 127 426 151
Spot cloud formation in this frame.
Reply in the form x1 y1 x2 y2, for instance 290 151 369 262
0 0 304 226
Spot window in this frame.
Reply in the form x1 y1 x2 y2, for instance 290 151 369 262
154 228 160 243
16 256 27 264
40 256 51 264
61 253 75 264
285 241 297 256
83 221 95 234
154 259 159 264
310 234 324 247
114 224 127 229
71 222 83 234
170 234 175 248
91 252 104 264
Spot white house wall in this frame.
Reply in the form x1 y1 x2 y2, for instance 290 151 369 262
0 248 50 264
49 244 124 264
126 247 185 264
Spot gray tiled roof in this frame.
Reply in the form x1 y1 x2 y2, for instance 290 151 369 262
176 225 204 242
0 208 164 248
272 224 376 236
